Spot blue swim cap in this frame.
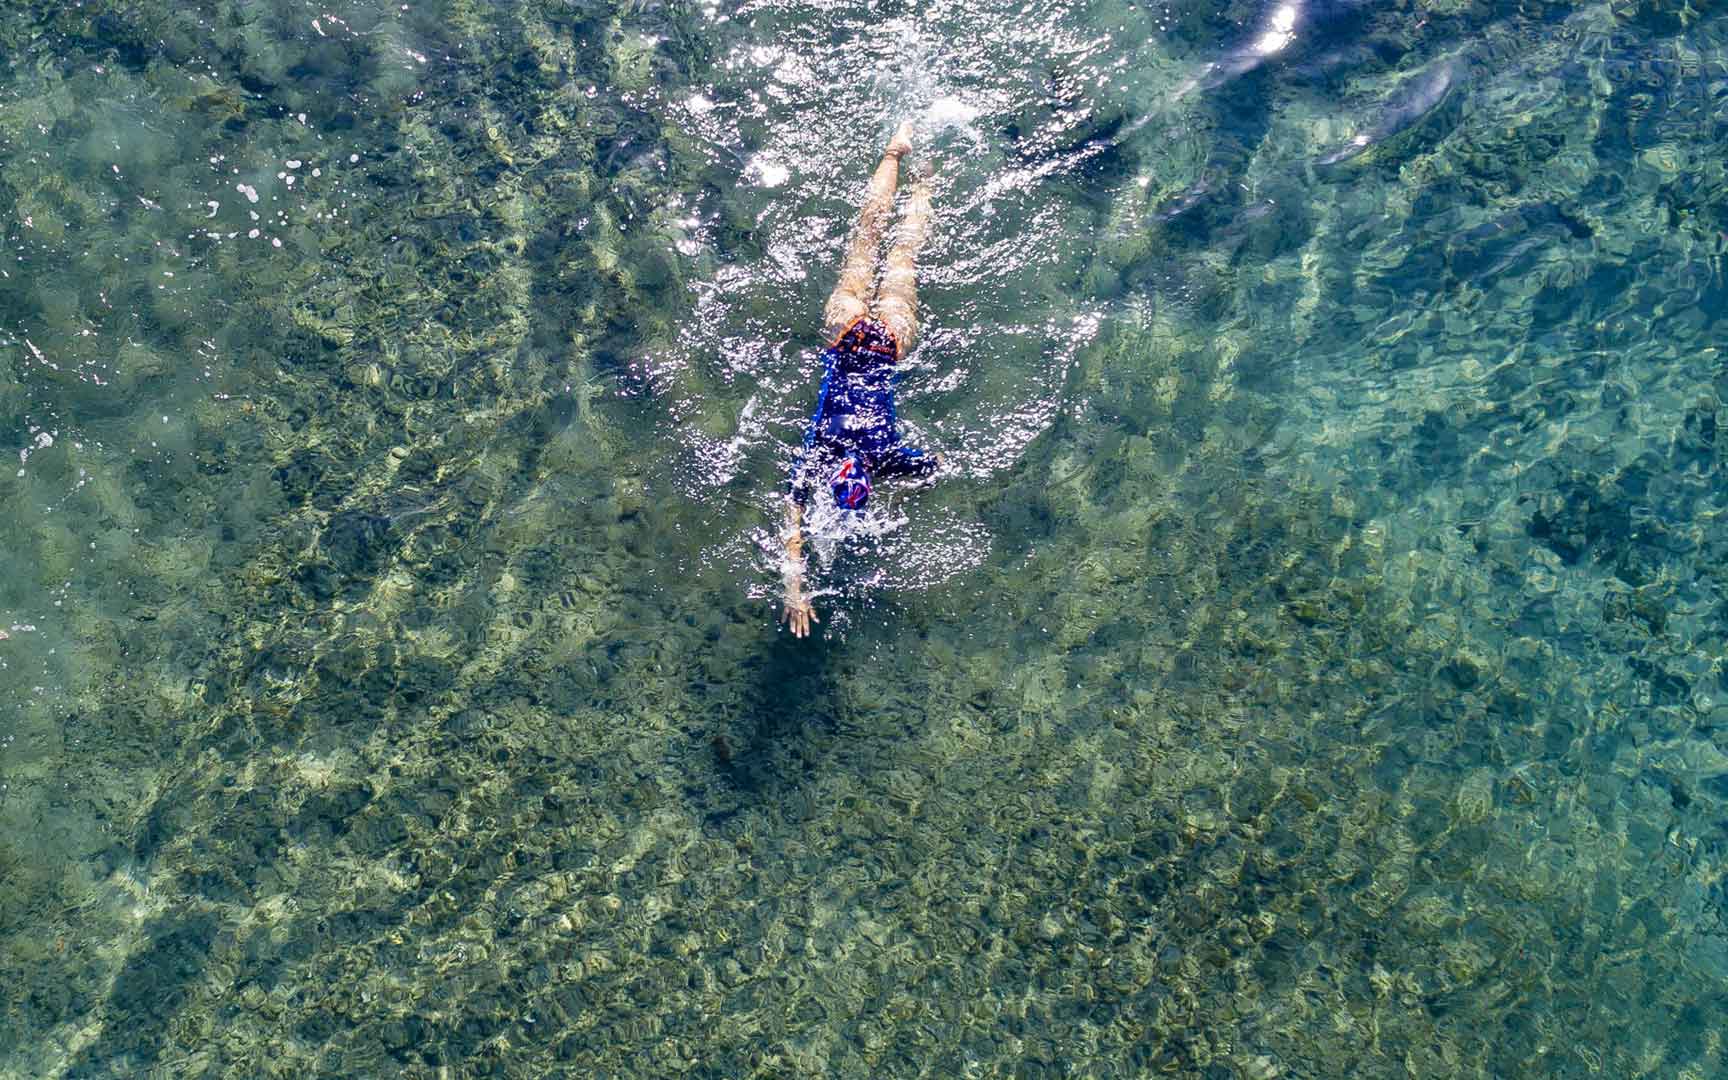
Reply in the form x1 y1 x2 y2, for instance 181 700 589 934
830 455 871 510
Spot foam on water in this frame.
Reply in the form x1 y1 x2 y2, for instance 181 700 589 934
6 0 1728 1077
923 95 981 133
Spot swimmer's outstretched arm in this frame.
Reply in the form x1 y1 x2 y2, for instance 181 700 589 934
780 497 817 637
823 122 915 336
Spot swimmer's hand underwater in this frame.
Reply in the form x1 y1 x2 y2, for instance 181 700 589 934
781 497 817 638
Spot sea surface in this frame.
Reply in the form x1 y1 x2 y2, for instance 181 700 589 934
3 0 1727 1076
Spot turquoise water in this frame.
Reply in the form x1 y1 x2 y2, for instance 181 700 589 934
4 0 1728 1075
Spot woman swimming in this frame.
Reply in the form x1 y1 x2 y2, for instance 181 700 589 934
781 121 939 638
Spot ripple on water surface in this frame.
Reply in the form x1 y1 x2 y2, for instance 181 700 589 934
4 0 1728 1077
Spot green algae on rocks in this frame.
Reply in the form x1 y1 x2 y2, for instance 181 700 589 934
5 0 1728 1077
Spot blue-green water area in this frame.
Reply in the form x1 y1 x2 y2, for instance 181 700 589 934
4 0 1728 1076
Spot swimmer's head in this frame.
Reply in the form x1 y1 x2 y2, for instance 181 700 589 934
830 454 871 511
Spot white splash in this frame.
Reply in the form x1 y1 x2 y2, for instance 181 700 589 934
924 96 980 131
749 157 790 188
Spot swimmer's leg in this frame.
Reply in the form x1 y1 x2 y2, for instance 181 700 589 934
873 170 931 355
824 122 915 336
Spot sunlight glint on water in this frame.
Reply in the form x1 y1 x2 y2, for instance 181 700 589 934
3 0 1728 1076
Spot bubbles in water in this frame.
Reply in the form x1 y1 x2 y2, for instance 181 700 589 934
748 156 791 187
924 95 980 132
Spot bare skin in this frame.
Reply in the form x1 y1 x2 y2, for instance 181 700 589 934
782 497 818 638
782 122 933 638
875 159 933 353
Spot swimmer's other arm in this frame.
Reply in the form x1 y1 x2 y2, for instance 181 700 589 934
781 497 818 638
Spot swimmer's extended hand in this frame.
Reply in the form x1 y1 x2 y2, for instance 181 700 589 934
781 498 818 638
782 578 817 639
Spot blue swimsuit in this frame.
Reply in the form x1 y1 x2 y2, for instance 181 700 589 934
788 317 937 506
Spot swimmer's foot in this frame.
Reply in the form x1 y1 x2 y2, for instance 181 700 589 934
886 120 915 161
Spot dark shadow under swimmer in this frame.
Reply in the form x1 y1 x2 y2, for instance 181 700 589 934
780 121 941 638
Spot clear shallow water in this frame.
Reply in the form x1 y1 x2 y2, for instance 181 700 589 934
4 0 1728 1076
